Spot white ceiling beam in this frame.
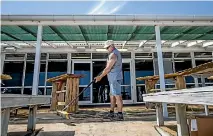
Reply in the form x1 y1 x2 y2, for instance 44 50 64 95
122 41 127 49
44 42 57 48
202 41 213 47
2 21 213 26
171 41 185 47
139 40 147 48
187 40 205 47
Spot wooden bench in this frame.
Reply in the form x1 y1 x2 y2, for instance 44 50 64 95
143 86 213 136
1 94 51 136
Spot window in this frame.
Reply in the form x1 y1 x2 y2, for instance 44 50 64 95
46 61 67 86
3 61 24 87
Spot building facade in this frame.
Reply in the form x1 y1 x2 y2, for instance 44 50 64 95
1 15 213 105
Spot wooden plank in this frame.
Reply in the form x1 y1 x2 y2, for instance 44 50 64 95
27 106 37 132
143 92 213 105
56 90 66 94
1 108 10 136
156 103 164 126
0 74 12 80
208 76 213 80
75 78 80 112
57 102 65 105
175 75 186 89
57 82 65 110
1 94 51 109
65 78 71 108
50 83 57 111
71 78 77 112
175 104 189 136
46 74 83 83
66 78 73 113
143 86 213 96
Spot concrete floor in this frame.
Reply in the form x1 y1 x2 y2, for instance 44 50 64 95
8 107 161 136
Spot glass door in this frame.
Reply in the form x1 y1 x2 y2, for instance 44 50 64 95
72 60 92 104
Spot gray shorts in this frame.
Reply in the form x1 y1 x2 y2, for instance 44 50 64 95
109 80 122 96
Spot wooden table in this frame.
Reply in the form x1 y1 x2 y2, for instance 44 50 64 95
1 94 51 136
143 86 213 136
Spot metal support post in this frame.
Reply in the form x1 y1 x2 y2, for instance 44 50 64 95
155 25 168 118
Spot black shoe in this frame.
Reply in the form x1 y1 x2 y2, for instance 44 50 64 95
114 113 124 121
103 112 114 119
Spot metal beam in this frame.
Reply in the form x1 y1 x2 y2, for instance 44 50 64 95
32 25 42 95
155 25 168 118
2 15 213 26
49 26 73 48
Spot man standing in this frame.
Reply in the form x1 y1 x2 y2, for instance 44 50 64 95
95 40 124 121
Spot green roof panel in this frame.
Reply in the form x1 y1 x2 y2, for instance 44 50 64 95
187 26 213 34
197 34 213 40
85 34 107 41
136 26 155 34
42 34 63 41
1 34 16 41
109 34 132 41
161 34 179 40
109 26 135 34
61 34 85 41
1 26 27 34
11 34 36 41
161 26 191 34
131 34 155 40
80 26 108 34
176 34 203 40
54 26 82 34
20 26 38 34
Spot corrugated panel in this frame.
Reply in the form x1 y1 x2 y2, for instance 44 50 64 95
136 26 155 34
161 34 179 40
43 26 55 34
61 34 85 41
197 34 213 40
84 34 107 41
54 26 82 34
187 26 213 34
161 26 191 34
11 34 36 41
109 34 132 41
80 26 108 34
131 34 154 40
1 34 16 41
176 34 203 40
21 26 38 34
42 34 62 41
109 26 135 34
1 26 27 34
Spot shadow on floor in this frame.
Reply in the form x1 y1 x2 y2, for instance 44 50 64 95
9 109 176 125
8 131 75 136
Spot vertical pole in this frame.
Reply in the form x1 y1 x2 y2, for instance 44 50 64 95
44 53 49 95
175 104 189 136
131 52 137 103
21 54 27 94
27 106 37 132
1 108 10 136
155 25 168 118
1 53 5 74
32 25 43 95
156 103 164 126
67 53 71 74
201 77 209 115
191 52 199 87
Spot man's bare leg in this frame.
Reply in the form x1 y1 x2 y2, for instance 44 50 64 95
110 95 116 112
115 95 123 112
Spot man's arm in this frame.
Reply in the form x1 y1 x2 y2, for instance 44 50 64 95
95 53 117 82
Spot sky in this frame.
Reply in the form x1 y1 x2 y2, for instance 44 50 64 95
1 1 213 15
